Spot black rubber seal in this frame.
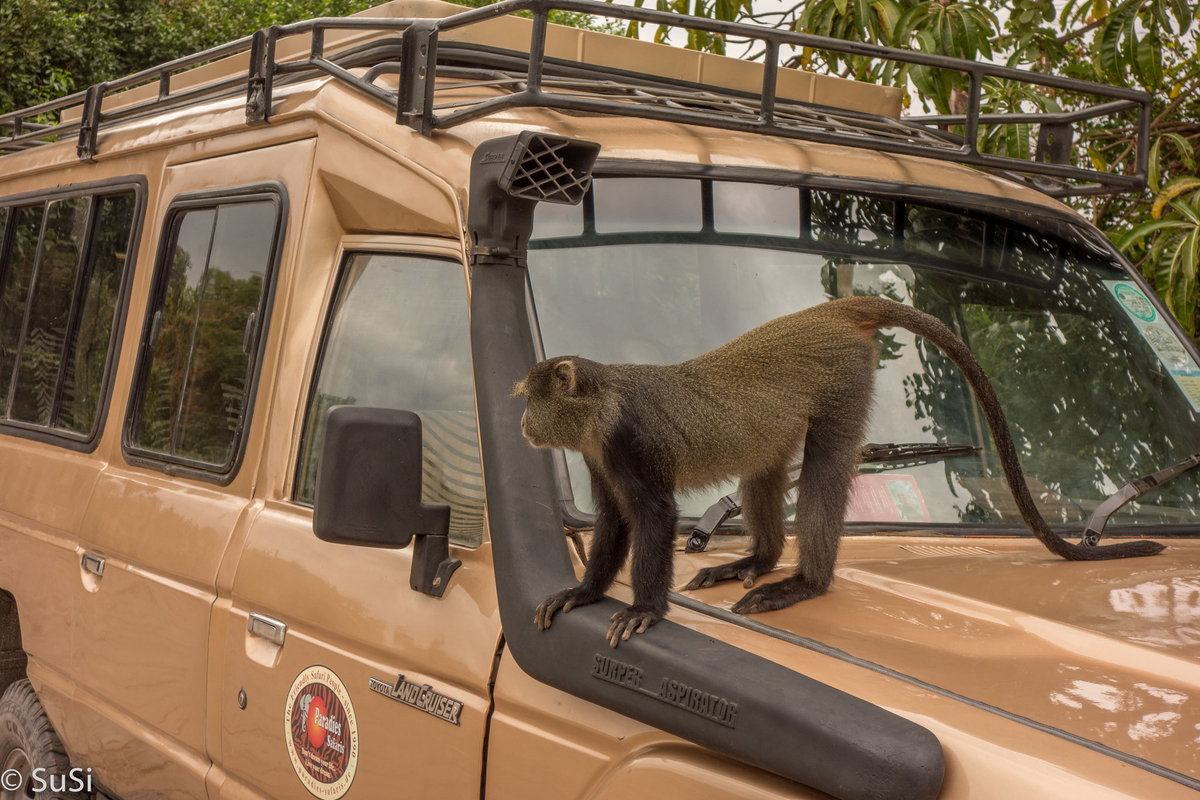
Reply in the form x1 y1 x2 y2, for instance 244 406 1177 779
471 259 945 800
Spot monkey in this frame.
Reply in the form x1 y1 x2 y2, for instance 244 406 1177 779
514 295 1165 648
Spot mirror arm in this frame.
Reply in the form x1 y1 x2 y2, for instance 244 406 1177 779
411 530 461 598
409 502 460 597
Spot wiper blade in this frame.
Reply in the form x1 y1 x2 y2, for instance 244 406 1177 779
861 442 981 462
684 442 979 553
1082 452 1200 546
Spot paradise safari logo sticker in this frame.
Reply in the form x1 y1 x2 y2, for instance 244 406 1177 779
284 666 359 798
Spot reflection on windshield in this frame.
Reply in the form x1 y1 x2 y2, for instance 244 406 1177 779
526 178 1200 530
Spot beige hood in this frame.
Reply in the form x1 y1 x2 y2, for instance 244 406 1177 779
666 534 1200 781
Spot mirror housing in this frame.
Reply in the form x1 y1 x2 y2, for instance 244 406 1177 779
313 405 461 597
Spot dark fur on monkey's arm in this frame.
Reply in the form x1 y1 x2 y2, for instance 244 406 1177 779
534 417 678 647
515 296 1164 646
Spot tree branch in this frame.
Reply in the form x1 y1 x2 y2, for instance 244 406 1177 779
1056 15 1106 43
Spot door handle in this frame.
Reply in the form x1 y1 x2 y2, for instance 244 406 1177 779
81 553 105 577
247 612 287 646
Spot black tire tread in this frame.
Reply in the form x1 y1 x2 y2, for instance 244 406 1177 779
0 679 84 799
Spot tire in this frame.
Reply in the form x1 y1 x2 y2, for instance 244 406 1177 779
0 680 85 800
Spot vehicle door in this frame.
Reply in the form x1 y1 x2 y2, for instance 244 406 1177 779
0 178 143 719
70 142 313 798
215 238 501 799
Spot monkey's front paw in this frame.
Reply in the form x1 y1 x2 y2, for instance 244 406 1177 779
732 578 821 615
535 586 603 631
606 606 663 648
684 556 771 591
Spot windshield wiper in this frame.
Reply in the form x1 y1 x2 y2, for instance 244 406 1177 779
684 442 980 553
861 442 981 463
1082 452 1200 546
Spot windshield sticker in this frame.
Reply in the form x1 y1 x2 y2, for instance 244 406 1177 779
284 666 359 798
845 475 930 522
1114 283 1157 321
1105 280 1200 411
368 674 463 725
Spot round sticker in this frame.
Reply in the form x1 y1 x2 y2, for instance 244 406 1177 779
1143 324 1189 367
284 666 359 798
1115 284 1156 321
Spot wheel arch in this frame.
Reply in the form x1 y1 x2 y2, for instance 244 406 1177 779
0 589 28 698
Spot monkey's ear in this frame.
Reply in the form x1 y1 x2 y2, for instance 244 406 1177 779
511 378 528 398
554 360 582 396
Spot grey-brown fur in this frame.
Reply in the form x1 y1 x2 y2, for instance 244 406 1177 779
515 296 1164 647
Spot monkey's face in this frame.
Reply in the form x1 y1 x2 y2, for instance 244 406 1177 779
513 357 603 451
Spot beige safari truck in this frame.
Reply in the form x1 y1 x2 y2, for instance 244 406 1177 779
0 1 1197 798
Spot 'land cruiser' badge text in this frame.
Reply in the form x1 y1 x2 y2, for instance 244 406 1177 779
284 666 359 798
369 674 463 725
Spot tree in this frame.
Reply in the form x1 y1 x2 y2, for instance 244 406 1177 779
2 0 1196 333
0 0 621 119
646 0 1199 336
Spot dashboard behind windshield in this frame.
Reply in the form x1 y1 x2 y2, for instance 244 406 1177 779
525 177 1200 533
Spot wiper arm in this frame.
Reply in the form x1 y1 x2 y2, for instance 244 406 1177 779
861 442 981 463
684 442 980 553
1082 452 1200 546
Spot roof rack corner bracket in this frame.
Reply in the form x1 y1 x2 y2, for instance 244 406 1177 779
76 83 105 163
310 24 325 61
527 9 549 93
962 70 983 154
397 19 439 136
1134 96 1152 185
759 41 780 126
1034 121 1074 166
246 27 278 125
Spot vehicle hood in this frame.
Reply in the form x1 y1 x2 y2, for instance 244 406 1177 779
671 535 1200 780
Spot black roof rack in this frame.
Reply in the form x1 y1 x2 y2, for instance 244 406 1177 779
0 0 1150 198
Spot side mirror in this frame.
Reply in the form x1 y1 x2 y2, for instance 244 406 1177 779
313 406 461 597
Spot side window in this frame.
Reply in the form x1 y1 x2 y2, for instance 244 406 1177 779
127 192 282 475
296 253 483 547
0 188 139 443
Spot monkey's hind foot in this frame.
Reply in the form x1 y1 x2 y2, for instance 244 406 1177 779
535 586 604 631
732 576 828 615
607 606 663 648
684 556 775 591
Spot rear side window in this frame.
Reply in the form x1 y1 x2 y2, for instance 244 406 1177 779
126 190 283 478
0 188 140 444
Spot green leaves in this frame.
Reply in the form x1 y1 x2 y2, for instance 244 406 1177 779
1153 177 1200 218
1091 0 1197 88
891 0 998 61
1119 183 1200 335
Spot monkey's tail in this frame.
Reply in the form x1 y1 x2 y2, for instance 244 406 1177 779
842 296 1165 561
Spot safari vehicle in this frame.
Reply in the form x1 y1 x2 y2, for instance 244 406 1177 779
0 1 1197 798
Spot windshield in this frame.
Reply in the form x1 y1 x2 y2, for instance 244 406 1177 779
525 177 1200 532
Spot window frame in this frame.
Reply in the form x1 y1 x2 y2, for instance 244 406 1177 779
0 176 147 452
122 182 288 484
291 246 477 514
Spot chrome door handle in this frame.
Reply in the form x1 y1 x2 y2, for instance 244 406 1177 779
247 612 287 646
81 553 105 577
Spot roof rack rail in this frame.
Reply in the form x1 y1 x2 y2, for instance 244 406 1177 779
0 0 1150 198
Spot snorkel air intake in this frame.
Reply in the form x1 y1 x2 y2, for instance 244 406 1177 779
468 132 945 800
468 131 599 266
